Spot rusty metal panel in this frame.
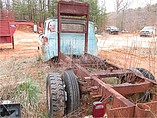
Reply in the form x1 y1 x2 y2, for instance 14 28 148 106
91 70 131 78
145 101 157 115
57 1 89 61
91 76 135 107
134 103 152 117
58 1 89 16
113 81 152 95
108 106 134 117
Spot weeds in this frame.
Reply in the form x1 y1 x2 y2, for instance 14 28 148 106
12 77 41 117
36 55 42 62
17 78 40 105
37 70 44 75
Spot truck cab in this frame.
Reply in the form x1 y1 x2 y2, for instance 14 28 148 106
39 18 98 62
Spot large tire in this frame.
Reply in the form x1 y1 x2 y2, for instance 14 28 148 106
136 68 156 81
126 68 156 102
46 73 65 117
136 68 156 102
62 70 80 114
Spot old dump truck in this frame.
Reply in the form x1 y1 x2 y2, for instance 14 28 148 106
38 1 157 118
0 10 16 49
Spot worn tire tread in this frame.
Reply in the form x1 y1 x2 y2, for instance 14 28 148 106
46 73 65 117
63 70 80 114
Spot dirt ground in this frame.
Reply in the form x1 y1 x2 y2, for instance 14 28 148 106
0 29 157 117
0 30 50 117
0 29 92 117
97 33 157 81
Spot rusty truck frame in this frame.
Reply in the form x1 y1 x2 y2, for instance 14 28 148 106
45 1 157 117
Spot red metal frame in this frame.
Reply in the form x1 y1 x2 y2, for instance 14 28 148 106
57 1 157 117
60 52 157 117
0 11 43 49
0 10 16 49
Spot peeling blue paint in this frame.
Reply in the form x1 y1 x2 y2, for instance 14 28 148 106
39 19 98 62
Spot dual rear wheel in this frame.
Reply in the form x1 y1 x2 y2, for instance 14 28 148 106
46 70 80 117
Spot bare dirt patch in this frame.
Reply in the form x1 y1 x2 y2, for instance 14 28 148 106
0 30 51 117
0 30 93 117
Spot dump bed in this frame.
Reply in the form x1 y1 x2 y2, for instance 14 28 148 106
0 10 15 36
0 21 10 36
0 10 16 48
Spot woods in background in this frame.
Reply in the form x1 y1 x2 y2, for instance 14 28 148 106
0 0 107 32
1 0 156 32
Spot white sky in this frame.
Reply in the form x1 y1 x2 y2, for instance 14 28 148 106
99 0 157 13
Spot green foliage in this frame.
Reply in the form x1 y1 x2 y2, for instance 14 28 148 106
80 0 107 32
37 70 44 75
0 0 2 9
96 12 107 32
39 112 49 118
4 0 107 32
17 78 40 105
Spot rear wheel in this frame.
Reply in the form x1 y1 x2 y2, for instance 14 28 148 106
136 68 156 102
62 70 80 114
46 73 65 117
136 68 156 81
124 68 156 103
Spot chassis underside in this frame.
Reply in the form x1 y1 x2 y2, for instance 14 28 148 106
46 52 157 117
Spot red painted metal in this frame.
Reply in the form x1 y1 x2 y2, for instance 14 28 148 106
92 102 106 118
0 10 16 49
0 10 43 49
15 22 43 32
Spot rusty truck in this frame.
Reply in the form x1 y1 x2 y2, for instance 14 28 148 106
38 1 157 117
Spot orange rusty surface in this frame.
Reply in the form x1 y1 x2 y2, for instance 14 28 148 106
134 103 151 117
145 101 157 116
113 81 153 95
108 106 134 117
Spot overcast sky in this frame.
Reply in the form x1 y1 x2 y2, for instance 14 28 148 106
99 0 157 13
